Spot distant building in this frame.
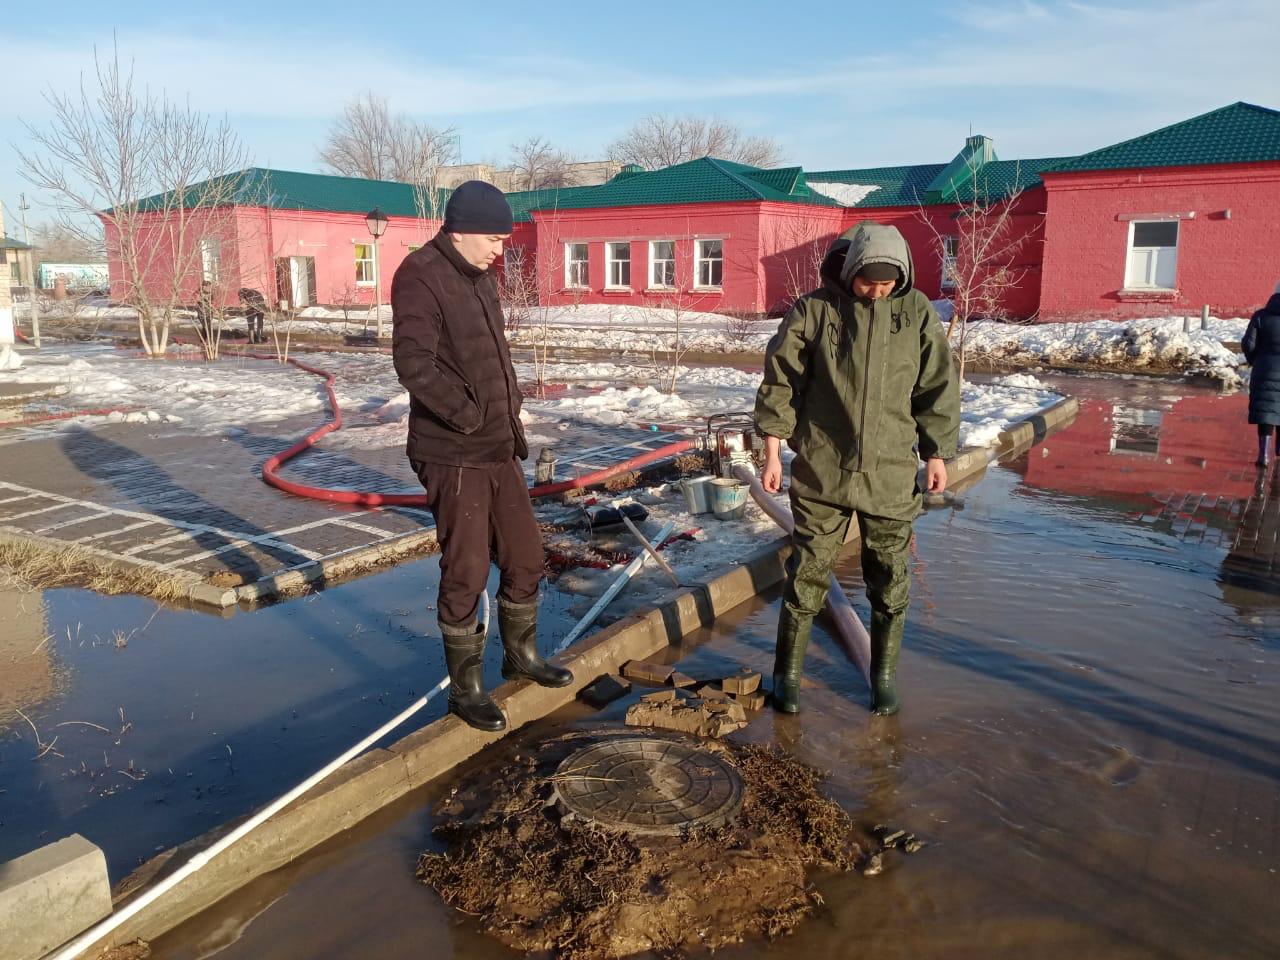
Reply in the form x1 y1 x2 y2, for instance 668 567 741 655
37 262 110 291
104 103 1280 321
436 159 625 192
1 236 34 289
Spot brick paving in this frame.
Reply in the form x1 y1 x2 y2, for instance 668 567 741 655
0 412 685 588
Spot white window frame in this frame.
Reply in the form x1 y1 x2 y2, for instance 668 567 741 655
605 241 631 290
649 240 676 289
200 238 221 283
694 238 723 290
1124 220 1179 291
354 242 376 286
940 235 958 289
564 242 588 289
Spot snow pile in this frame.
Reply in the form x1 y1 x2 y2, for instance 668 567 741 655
535 386 698 427
807 181 880 206
507 304 776 354
963 316 1246 385
959 374 1062 449
0 346 330 432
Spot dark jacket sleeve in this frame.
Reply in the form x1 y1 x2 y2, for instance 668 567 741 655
912 299 960 460
1243 312 1262 365
754 298 815 440
391 266 483 435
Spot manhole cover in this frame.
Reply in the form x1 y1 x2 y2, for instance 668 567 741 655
551 736 744 836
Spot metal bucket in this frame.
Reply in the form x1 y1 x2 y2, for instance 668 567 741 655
680 476 715 515
710 478 748 521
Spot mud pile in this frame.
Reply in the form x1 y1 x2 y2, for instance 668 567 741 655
417 731 859 959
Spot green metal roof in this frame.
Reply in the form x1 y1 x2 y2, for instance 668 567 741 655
806 163 946 207
131 167 448 218
1 236 33 251
517 157 839 216
1047 102 1280 173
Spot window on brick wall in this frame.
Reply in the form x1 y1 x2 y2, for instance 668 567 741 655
695 238 723 289
605 241 631 289
565 242 588 288
649 240 676 288
1125 221 1179 290
354 243 375 285
941 235 958 289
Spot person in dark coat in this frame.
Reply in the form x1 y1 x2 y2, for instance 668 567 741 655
1241 284 1280 466
239 287 267 343
391 180 571 732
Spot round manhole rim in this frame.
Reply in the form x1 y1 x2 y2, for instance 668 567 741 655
551 735 744 837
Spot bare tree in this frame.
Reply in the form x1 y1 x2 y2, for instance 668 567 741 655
507 137 578 191
609 114 782 170
320 92 457 183
916 163 1036 381
18 43 251 358
29 222 105 265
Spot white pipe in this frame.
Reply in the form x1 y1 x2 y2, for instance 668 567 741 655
50 590 506 959
732 465 872 684
553 520 677 655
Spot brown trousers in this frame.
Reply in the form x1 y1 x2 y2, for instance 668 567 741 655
411 459 544 628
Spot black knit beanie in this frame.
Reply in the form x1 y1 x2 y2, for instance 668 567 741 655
856 261 901 283
442 180 513 234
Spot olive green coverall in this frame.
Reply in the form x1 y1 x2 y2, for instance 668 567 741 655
754 222 960 714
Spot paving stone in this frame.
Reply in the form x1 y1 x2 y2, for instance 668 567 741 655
669 671 696 688
640 689 678 704
623 660 675 684
577 674 632 709
732 690 767 711
722 669 761 696
697 684 730 701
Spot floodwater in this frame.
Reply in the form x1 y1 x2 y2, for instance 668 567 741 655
9 372 1280 959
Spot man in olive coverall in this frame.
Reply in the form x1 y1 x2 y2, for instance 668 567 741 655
756 222 960 715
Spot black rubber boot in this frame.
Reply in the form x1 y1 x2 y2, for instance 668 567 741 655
771 605 812 713
870 610 905 716
441 621 506 732
499 600 573 688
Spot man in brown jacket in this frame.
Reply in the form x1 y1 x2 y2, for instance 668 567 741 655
392 180 571 732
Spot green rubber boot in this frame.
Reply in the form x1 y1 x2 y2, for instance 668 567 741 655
870 610 905 716
771 605 812 714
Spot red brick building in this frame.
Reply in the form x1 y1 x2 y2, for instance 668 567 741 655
106 102 1280 322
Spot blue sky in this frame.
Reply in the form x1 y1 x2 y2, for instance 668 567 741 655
2 0 1277 234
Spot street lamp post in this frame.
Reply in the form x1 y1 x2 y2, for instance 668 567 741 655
365 207 389 338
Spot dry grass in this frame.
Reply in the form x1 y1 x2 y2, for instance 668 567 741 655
0 538 191 602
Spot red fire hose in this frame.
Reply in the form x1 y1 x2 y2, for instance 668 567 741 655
256 354 696 505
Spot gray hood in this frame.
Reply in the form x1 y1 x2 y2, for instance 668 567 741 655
838 221 915 297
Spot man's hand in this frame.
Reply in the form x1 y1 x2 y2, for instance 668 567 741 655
761 435 783 493
926 457 947 493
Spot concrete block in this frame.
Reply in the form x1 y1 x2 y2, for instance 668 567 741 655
577 673 632 708
697 684 730 701
732 690 767 711
622 660 675 684
722 669 761 696
641 689 678 704
668 671 696 689
0 834 111 960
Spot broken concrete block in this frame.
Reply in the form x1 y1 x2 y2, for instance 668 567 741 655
622 660 675 684
577 674 632 709
696 684 730 701
669 671 697 689
0 834 112 960
624 694 748 738
732 690 767 711
641 689 678 704
722 669 761 696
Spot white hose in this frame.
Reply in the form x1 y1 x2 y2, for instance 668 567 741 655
51 592 508 960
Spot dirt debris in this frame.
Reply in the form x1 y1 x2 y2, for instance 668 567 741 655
417 731 859 959
625 688 748 737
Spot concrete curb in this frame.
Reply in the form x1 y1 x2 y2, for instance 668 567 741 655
46 397 1080 958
